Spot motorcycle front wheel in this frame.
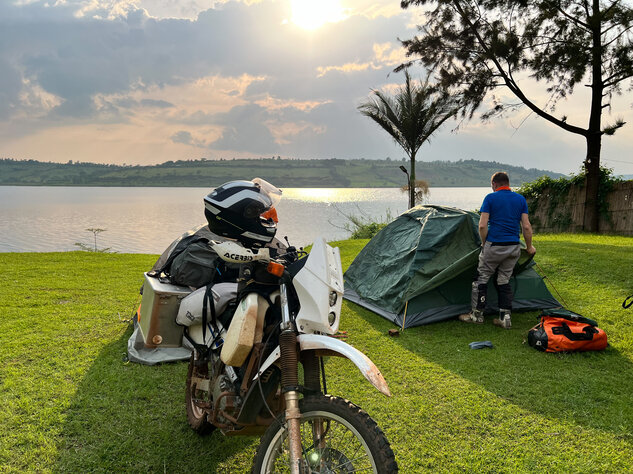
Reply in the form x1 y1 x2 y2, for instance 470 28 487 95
252 395 397 473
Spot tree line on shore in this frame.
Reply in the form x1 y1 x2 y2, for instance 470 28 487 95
0 157 563 188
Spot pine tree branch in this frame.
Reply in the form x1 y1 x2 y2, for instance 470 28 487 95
552 1 592 31
449 0 589 136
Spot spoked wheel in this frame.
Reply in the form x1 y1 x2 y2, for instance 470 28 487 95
252 395 398 473
185 353 215 435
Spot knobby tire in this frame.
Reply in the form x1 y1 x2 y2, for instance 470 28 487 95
252 394 398 473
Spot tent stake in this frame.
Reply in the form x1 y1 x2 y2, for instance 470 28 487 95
401 301 409 331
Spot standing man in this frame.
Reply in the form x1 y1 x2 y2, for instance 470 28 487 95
459 172 536 329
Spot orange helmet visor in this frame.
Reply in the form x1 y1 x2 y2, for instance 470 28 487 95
261 207 279 223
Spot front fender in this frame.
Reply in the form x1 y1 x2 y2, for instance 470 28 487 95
254 333 391 397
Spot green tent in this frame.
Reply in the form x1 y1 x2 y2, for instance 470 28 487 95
343 205 559 328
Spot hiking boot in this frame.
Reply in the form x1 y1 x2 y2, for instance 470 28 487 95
458 309 484 324
493 310 512 329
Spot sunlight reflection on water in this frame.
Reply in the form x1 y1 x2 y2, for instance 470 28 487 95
283 188 388 202
0 186 489 253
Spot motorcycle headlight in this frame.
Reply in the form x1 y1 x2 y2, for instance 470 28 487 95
328 311 337 327
329 291 338 307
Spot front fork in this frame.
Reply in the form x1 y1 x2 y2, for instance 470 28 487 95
279 281 303 474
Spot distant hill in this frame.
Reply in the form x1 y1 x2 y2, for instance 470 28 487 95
0 158 565 188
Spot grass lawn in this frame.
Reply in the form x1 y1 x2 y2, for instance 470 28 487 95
1 233 632 472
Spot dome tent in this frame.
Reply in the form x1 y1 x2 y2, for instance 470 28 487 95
343 205 559 328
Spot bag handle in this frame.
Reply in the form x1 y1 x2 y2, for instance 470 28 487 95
540 310 598 327
623 295 633 309
551 322 597 341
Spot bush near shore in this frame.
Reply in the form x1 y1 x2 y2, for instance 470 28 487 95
1 234 632 472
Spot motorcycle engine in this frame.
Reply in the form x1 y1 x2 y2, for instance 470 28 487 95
212 374 242 424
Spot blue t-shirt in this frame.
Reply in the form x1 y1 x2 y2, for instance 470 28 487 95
480 189 528 243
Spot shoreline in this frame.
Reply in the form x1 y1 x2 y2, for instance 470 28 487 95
0 183 492 189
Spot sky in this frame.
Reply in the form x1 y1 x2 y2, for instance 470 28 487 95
1 0 632 176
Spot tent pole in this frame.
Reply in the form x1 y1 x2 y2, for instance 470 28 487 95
401 301 409 331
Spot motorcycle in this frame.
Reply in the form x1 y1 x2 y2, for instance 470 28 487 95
180 236 398 473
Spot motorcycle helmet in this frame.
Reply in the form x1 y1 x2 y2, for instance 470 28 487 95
204 178 282 247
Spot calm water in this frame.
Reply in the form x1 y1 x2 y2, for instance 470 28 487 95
0 187 489 253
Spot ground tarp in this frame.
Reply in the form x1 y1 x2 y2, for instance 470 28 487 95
343 205 559 328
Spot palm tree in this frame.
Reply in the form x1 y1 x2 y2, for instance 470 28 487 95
358 71 460 208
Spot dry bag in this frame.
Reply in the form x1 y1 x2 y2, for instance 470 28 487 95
527 308 607 353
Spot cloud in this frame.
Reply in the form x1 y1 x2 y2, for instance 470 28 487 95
140 99 174 108
254 95 331 112
316 41 407 77
171 130 208 147
18 78 64 117
343 0 404 20
0 59 26 120
207 103 279 153
0 0 412 123
171 130 194 144
1 0 632 175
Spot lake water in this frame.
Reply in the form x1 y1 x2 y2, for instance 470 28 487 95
0 186 489 253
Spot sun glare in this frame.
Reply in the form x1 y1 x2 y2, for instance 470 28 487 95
290 0 346 30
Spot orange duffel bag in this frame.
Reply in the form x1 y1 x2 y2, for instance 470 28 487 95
528 309 608 353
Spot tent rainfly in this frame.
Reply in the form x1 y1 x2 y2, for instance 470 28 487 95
343 205 559 329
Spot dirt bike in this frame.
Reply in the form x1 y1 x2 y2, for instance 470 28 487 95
180 236 398 473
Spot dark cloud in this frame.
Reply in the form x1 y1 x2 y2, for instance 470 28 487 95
0 58 22 120
209 104 279 153
172 130 195 145
278 101 403 159
171 130 208 148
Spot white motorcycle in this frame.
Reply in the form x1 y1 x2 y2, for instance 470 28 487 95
178 237 397 473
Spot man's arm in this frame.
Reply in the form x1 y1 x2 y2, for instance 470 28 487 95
478 212 489 245
521 213 536 255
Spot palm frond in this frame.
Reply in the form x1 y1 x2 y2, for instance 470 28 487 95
358 70 461 159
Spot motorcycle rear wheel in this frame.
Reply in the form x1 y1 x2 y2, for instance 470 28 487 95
252 395 397 473
185 353 215 435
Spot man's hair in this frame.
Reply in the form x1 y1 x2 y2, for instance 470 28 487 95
491 172 510 186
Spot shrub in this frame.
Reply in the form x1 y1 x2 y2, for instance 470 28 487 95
334 208 394 239
517 166 621 228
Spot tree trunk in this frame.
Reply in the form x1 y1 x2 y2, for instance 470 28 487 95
409 152 416 209
583 0 603 233
583 134 602 232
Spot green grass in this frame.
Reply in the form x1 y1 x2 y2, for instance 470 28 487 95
1 234 633 472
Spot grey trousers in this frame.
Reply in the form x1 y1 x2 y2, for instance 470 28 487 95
470 242 521 312
476 242 521 286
